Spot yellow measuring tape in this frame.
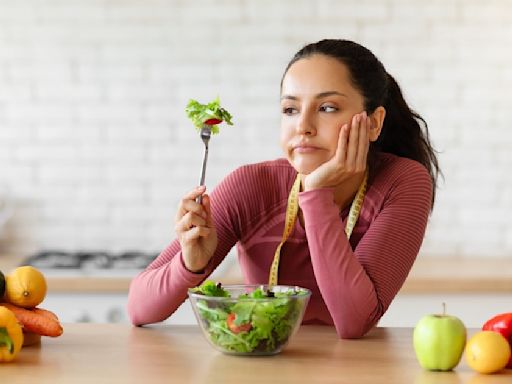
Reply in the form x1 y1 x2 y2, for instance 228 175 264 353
268 171 368 286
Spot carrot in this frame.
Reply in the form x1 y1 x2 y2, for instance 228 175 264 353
0 303 63 337
33 307 59 322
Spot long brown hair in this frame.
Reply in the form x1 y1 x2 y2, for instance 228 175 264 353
282 39 440 208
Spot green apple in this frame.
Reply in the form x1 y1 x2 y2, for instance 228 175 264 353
413 304 466 371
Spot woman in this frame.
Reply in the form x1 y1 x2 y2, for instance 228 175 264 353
127 39 439 338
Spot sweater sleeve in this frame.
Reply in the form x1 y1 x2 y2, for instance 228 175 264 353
127 241 209 326
299 163 432 338
127 171 247 326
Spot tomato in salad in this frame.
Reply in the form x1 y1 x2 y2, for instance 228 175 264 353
226 313 252 334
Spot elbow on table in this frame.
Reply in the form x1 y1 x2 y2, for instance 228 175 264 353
127 308 144 327
335 321 375 339
127 300 146 326
126 287 160 326
337 328 366 339
127 303 168 327
126 289 174 326
127 285 145 326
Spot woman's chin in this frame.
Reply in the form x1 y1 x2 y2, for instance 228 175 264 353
290 161 318 175
287 154 329 175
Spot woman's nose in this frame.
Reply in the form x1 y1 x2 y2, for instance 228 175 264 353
296 110 316 136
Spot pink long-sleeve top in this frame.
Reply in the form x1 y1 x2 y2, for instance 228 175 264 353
127 152 433 338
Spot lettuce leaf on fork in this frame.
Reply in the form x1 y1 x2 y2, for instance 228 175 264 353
185 97 233 134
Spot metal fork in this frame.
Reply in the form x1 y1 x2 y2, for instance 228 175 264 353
197 124 212 204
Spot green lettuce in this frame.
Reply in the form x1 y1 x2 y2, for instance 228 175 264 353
190 280 229 297
191 280 308 354
185 97 233 134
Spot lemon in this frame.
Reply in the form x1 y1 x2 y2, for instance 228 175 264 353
5 266 47 308
465 330 511 374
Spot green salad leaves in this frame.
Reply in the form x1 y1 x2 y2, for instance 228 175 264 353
185 97 233 134
190 281 310 354
191 281 229 297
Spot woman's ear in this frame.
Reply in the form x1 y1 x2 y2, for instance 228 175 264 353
369 106 386 142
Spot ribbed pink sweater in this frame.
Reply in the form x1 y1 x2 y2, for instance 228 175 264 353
127 153 432 338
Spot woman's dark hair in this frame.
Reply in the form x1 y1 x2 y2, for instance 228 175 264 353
282 39 440 208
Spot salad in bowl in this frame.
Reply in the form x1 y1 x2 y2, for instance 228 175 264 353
188 281 311 356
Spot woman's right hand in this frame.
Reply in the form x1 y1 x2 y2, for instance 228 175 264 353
175 185 218 273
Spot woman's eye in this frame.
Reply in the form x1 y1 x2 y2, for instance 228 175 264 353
282 107 297 115
320 105 338 113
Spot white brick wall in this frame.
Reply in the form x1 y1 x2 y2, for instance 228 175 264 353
0 0 511 259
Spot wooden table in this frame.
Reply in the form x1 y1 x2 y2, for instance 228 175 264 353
1 324 511 383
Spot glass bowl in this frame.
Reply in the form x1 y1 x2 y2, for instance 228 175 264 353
188 283 311 356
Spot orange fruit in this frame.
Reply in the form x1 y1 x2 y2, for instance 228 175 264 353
5 266 47 308
465 331 511 374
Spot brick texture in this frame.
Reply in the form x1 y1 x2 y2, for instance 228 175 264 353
0 0 511 258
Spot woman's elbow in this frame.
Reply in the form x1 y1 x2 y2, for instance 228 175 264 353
335 321 375 339
127 294 172 326
337 328 366 339
127 285 155 326
127 299 145 326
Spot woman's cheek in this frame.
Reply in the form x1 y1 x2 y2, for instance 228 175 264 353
279 128 291 155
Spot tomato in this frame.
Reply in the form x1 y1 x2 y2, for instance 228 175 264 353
226 313 252 334
204 118 222 125
482 312 512 368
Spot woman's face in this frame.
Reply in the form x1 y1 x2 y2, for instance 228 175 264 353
280 54 366 175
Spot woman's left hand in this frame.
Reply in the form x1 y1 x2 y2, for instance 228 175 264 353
303 111 370 191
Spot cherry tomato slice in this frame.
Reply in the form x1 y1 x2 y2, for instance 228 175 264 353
204 118 222 125
226 313 252 334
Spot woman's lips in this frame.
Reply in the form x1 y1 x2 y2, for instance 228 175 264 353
293 145 320 153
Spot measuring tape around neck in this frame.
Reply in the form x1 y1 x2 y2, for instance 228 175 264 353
268 171 368 286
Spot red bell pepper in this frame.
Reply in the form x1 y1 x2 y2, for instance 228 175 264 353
482 312 512 368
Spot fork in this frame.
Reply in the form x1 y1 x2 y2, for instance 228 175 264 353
196 124 212 204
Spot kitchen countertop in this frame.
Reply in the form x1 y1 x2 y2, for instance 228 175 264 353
2 324 510 383
1 253 512 294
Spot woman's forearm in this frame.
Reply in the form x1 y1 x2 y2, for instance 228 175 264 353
300 169 432 338
127 245 206 326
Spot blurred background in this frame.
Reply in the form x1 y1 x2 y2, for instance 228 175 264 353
0 1 511 324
